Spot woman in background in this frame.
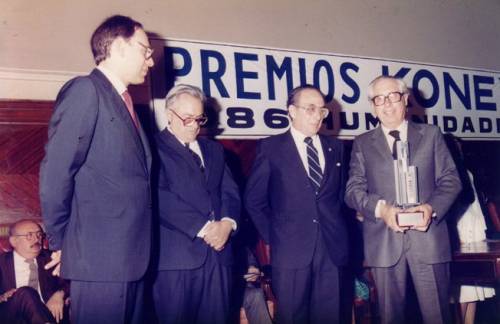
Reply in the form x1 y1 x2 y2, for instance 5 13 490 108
445 135 496 324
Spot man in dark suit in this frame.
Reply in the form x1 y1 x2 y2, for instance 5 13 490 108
244 85 348 324
39 15 154 323
0 219 68 323
345 76 462 324
153 84 240 324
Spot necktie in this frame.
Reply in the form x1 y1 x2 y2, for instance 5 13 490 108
122 90 140 129
389 130 401 160
25 259 39 291
185 143 205 173
304 137 323 194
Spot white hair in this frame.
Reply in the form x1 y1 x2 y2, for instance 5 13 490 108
367 76 408 100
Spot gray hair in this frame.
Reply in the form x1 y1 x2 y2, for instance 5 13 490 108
165 84 206 111
367 76 408 100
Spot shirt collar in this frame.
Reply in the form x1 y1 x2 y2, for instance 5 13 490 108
97 65 127 95
290 125 319 144
166 125 200 149
13 250 36 263
381 120 408 141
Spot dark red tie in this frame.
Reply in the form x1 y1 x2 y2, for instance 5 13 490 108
122 90 139 129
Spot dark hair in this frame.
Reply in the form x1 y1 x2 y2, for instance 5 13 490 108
91 15 143 65
286 84 324 108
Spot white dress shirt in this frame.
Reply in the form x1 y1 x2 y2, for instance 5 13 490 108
183 139 205 167
289 125 326 175
380 120 408 152
13 251 41 295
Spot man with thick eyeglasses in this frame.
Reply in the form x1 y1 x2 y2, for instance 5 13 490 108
40 15 154 323
345 76 461 324
245 84 349 323
153 84 240 324
0 219 69 323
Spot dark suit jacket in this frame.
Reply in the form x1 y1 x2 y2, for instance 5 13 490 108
244 131 348 269
155 129 240 270
40 69 152 282
345 121 462 267
0 250 68 303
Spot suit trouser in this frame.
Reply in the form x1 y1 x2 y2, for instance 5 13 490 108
371 234 451 324
153 251 232 324
272 234 341 324
243 285 273 324
0 286 54 324
70 279 144 324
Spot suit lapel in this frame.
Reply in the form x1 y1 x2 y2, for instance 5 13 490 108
199 139 211 182
407 121 423 164
138 124 152 175
159 129 205 180
371 126 393 162
91 69 148 173
37 253 51 302
319 135 334 190
3 252 16 291
281 131 311 188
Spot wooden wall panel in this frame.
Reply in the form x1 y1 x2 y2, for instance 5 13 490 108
0 100 52 228
0 100 258 243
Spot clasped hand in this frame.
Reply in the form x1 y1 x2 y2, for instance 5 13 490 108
203 220 233 251
380 203 433 232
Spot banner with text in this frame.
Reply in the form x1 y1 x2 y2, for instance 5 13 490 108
150 38 500 140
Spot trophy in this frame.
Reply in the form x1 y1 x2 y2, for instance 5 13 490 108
393 141 424 227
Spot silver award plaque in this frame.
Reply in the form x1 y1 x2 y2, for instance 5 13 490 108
393 141 424 227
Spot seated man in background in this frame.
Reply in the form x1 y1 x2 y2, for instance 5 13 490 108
241 248 273 324
0 219 68 323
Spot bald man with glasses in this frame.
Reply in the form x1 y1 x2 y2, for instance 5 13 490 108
152 84 240 324
0 219 69 323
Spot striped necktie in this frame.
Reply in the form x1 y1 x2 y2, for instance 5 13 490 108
304 137 323 194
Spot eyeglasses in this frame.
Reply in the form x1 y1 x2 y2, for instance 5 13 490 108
371 91 405 106
293 104 329 119
170 109 208 126
136 41 154 60
12 231 44 240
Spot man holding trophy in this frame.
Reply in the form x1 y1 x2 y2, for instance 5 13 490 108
345 76 462 324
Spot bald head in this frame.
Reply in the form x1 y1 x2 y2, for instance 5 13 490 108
9 219 44 259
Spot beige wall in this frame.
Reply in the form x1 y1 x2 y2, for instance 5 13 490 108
1 0 499 99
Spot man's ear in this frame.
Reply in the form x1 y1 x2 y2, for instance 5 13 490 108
370 103 377 117
403 93 409 106
166 109 173 125
288 106 296 120
110 37 126 59
8 236 17 249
